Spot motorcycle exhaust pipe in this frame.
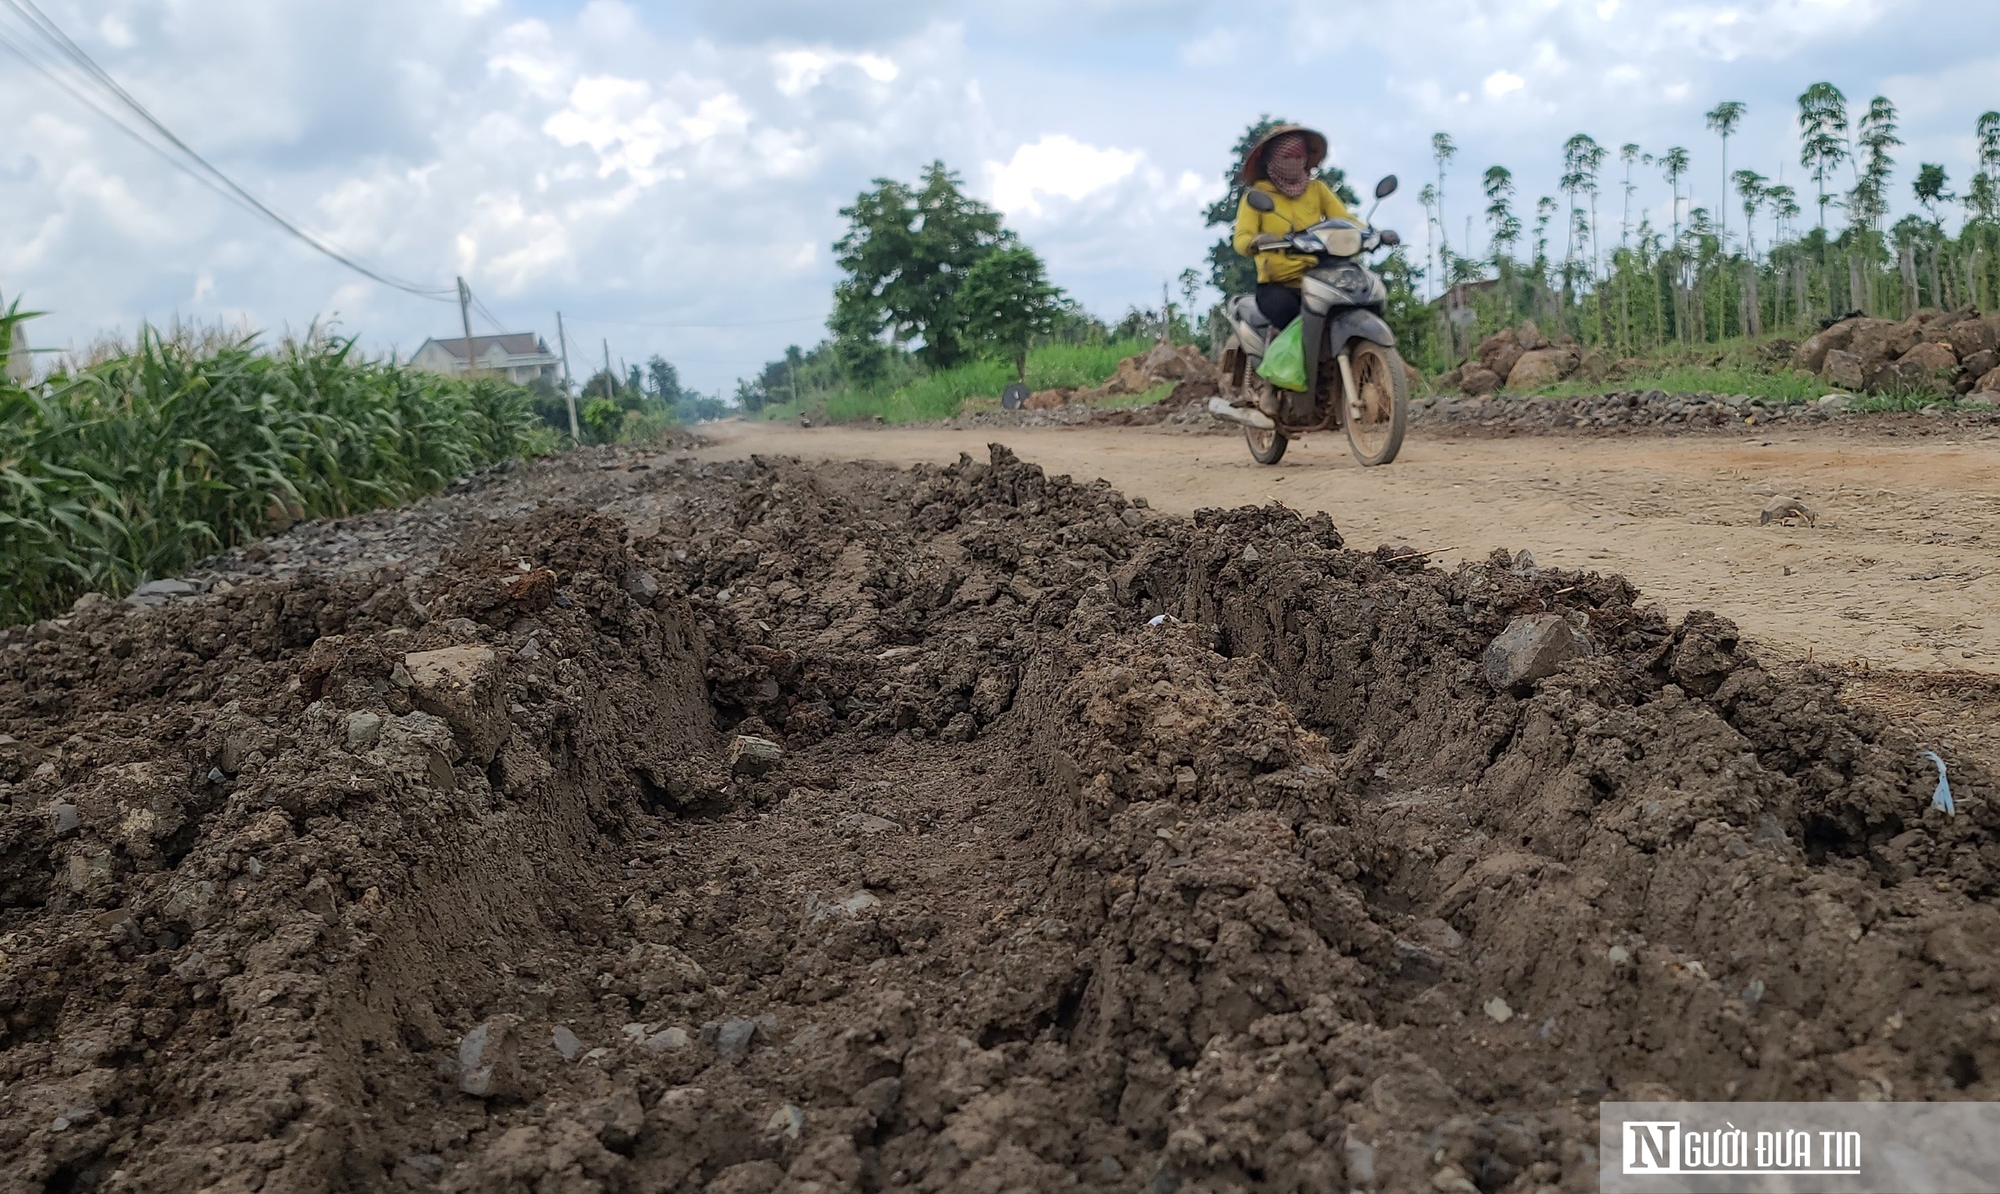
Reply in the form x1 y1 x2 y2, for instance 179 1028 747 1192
1206 396 1276 431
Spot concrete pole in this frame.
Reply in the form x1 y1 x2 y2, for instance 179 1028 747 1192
457 277 478 379
555 311 579 441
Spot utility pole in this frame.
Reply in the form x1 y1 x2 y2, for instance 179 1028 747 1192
555 311 579 441
1160 279 1172 344
601 339 612 399
456 277 478 379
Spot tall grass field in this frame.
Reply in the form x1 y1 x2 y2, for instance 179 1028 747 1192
0 306 551 624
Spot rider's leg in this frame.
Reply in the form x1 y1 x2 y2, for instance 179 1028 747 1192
1255 282 1302 328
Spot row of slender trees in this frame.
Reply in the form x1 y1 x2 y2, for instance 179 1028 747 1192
1417 87 2000 365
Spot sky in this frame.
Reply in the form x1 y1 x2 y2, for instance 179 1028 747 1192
2 0 1997 393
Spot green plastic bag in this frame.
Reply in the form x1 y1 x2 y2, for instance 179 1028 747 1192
1256 319 1307 391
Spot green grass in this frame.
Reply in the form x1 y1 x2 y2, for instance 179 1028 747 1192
0 308 552 624
1529 364 1833 402
766 339 1155 425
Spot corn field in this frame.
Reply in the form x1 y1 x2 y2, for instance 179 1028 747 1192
0 303 550 624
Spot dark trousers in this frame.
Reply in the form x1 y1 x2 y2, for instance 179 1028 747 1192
1255 282 1302 328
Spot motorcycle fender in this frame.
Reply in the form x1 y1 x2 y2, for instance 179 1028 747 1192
1321 309 1395 355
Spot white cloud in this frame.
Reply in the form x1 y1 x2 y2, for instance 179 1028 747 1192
772 49 899 97
986 135 1143 217
98 14 134 48
0 0 1986 391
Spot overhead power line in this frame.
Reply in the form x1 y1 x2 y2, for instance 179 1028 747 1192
0 0 455 300
564 314 825 330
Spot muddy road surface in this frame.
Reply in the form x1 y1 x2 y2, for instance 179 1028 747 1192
3 443 1996 1193
700 419 2000 675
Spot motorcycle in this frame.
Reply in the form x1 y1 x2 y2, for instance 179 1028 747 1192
1208 174 1410 467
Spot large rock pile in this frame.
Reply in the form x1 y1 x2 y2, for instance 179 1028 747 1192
1022 341 1219 411
1438 321 1612 396
1792 308 2000 398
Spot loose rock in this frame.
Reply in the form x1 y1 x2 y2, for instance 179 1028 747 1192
1482 614 1590 692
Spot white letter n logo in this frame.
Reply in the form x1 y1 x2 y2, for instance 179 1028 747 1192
1624 1122 1682 1174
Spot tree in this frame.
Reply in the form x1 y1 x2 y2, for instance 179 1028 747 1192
646 355 684 407
1431 132 1458 263
1619 143 1646 251
1659 147 1690 340
1733 170 1767 258
1849 96 1900 232
1533 196 1557 276
1765 184 1800 245
957 245 1061 378
1418 183 1439 300
833 161 1010 371
1974 113 2000 227
1560 134 1605 280
1704 101 1746 246
1913 164 1951 228
1483 166 1519 261
1798 83 1850 230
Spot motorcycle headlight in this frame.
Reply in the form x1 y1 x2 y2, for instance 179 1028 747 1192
1322 227 1363 257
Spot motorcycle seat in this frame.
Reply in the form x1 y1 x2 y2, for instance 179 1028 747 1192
1231 294 1270 330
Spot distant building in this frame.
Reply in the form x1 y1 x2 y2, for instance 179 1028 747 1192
410 333 561 385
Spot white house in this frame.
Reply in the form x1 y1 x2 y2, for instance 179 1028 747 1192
410 333 561 385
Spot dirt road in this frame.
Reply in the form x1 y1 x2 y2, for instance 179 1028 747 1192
700 419 2000 674
10 443 1997 1191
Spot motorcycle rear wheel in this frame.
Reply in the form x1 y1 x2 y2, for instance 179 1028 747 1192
1244 423 1288 465
1343 342 1408 466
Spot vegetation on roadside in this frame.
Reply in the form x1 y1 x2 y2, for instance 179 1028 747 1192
755 339 1152 424
739 163 1167 424
1409 90 2000 377
0 304 552 624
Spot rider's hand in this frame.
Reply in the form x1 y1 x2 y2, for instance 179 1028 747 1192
1250 234 1286 251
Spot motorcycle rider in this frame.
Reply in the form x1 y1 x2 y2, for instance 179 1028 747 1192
1230 125 1360 331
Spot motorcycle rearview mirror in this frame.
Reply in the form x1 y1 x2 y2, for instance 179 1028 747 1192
1245 189 1276 213
1362 175 1399 224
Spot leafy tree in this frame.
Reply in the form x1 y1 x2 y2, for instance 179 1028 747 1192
1200 116 1355 296
1849 96 1900 231
646 355 684 406
1619 143 1648 251
581 397 622 441
1733 170 1767 257
1798 83 1850 229
1560 134 1605 279
1431 132 1458 259
1532 196 1558 278
1913 164 1951 228
1704 101 1746 246
958 245 1062 378
1765 184 1800 244
1483 166 1519 262
833 162 1009 370
580 367 623 403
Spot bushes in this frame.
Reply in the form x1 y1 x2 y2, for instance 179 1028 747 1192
0 315 550 624
793 338 1156 424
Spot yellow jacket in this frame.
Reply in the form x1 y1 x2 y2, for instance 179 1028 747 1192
1232 178 1359 286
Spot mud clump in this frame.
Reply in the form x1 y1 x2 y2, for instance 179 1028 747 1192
0 445 1993 1192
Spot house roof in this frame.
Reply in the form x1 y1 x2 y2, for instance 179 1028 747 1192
418 333 553 360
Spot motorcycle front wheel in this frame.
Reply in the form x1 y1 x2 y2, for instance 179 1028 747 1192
1245 422 1288 465
1343 342 1408 466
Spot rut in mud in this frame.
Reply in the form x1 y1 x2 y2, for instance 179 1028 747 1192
1 445 1995 1194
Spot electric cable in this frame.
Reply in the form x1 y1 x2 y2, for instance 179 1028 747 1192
0 0 455 299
